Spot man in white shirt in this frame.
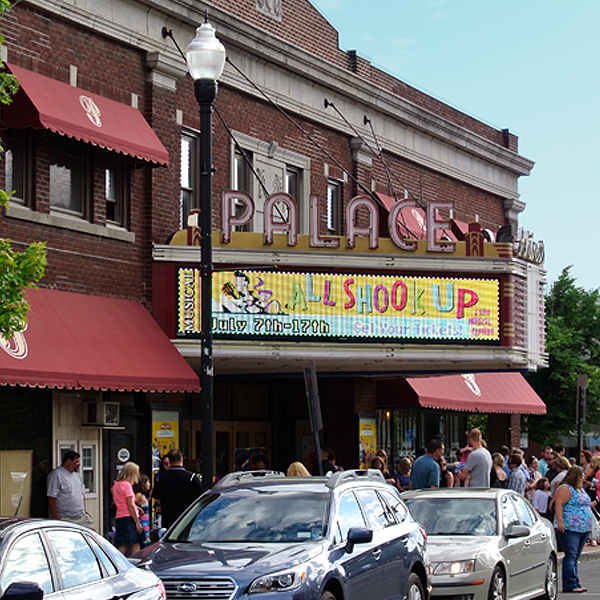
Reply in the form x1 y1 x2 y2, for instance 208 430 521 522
47 451 93 528
457 429 492 488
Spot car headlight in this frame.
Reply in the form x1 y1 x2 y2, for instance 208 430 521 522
248 566 306 593
433 560 475 574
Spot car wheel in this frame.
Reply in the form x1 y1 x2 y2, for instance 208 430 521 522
542 555 558 600
407 572 425 600
488 566 506 600
321 591 336 600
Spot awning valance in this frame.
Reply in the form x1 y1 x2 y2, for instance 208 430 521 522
0 288 199 392
2 64 169 165
378 372 546 415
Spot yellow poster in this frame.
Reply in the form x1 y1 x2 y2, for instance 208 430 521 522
359 417 377 470
151 416 179 469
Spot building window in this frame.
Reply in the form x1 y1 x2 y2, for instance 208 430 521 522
232 148 252 231
79 442 97 496
180 132 198 229
56 441 76 465
4 138 24 202
327 180 342 234
3 130 32 206
270 165 301 223
105 161 127 227
49 139 86 217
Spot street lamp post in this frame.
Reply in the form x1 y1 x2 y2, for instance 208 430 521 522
185 16 226 492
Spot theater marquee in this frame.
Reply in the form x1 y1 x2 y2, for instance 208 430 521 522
177 269 499 342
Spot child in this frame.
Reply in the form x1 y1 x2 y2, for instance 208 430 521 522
532 477 551 519
133 473 151 548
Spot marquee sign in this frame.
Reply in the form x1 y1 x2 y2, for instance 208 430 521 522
177 268 500 342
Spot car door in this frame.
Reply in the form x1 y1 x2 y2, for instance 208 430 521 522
511 493 548 592
332 490 382 600
500 493 534 597
44 528 127 600
377 487 416 600
0 531 58 598
355 487 409 600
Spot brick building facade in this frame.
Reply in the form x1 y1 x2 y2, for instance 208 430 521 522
0 0 546 533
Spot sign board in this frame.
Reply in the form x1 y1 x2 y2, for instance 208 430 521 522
177 268 499 342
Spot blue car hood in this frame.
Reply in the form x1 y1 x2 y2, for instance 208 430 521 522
147 540 319 578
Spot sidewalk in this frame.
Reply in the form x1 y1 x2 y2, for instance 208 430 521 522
557 542 600 565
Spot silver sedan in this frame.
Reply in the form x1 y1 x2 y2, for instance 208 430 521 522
403 488 557 600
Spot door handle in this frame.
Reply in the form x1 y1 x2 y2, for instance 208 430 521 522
373 548 382 560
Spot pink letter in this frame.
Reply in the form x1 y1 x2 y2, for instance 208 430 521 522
457 288 479 319
264 193 298 245
388 199 418 251
221 190 254 243
427 200 455 252
346 195 379 249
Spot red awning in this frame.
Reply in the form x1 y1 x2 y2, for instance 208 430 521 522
375 193 457 241
0 288 199 392
2 64 169 165
379 372 546 414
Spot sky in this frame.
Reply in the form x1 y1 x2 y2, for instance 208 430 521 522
310 0 599 291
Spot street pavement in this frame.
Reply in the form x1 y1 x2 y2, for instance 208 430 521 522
558 544 600 599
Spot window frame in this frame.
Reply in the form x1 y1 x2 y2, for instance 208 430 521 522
48 138 89 219
180 129 200 229
104 158 128 229
79 441 98 498
326 179 342 234
229 131 311 233
3 129 34 207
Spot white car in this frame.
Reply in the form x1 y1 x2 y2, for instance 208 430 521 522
403 488 557 600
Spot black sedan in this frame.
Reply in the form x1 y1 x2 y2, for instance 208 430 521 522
0 518 165 599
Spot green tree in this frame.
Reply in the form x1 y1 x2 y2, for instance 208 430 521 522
527 266 600 443
0 0 47 339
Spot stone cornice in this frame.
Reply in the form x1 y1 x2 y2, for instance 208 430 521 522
24 0 534 196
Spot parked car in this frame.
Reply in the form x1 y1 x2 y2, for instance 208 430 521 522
402 488 557 600
139 469 431 600
0 518 166 600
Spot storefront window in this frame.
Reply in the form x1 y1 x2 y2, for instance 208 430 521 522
384 409 467 463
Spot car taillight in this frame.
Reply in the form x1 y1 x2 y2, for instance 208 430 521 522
156 580 167 600
419 525 427 542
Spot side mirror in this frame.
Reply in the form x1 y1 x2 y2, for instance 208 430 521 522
345 526 373 554
1 582 44 599
505 525 530 539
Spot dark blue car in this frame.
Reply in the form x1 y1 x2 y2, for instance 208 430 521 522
139 469 430 600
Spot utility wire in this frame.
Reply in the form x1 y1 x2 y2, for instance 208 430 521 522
213 104 288 222
163 31 453 241
226 56 379 205
162 28 284 220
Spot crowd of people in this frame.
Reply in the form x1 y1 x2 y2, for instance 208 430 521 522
45 437 600 591
363 433 600 595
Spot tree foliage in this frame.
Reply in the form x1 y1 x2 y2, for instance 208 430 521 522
0 0 47 340
527 266 600 443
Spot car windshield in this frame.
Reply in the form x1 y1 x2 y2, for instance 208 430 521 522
167 488 330 543
405 497 497 535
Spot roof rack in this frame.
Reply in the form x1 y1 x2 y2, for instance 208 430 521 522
212 470 286 489
325 468 386 489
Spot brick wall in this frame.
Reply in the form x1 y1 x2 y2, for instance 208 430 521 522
1 4 175 305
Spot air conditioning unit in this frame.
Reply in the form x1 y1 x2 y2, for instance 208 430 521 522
82 401 120 426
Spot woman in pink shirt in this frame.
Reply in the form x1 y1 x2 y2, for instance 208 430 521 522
112 462 143 556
